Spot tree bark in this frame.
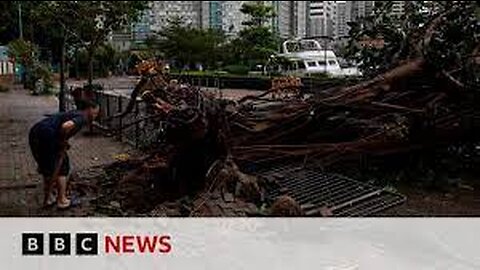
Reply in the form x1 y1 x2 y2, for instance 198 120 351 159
58 30 66 112
75 47 79 80
110 76 149 119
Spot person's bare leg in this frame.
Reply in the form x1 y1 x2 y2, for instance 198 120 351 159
56 175 71 208
43 176 51 206
43 177 58 207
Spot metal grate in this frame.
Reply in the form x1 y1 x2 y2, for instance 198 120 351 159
254 164 405 217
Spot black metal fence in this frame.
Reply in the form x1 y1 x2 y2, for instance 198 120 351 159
66 87 162 148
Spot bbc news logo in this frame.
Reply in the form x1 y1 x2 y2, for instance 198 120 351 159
22 233 172 256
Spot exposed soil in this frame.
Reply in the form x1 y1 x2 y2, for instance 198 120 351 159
383 178 480 216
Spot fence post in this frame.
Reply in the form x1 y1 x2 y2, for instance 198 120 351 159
105 94 110 124
95 91 102 131
68 86 72 110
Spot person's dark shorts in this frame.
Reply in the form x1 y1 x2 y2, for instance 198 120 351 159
28 124 70 178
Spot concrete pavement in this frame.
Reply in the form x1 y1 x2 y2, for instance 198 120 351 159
0 86 136 216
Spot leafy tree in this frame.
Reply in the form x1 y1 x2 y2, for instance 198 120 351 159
0 2 20 44
240 3 275 27
345 1 407 76
227 3 278 69
31 1 148 110
0 2 45 44
71 44 120 78
7 39 53 93
71 1 149 85
7 39 37 88
346 1 479 82
157 17 225 70
141 35 163 59
36 1 148 84
1 1 148 109
197 28 226 69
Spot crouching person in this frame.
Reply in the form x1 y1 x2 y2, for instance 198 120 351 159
28 100 99 209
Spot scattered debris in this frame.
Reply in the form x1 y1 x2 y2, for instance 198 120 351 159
270 196 303 216
112 153 130 162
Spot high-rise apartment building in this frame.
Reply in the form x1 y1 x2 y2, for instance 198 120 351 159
150 1 202 32
335 1 351 38
309 1 336 38
111 1 317 49
201 1 223 31
351 1 375 20
295 1 308 38
111 1 203 50
217 1 247 36
335 1 375 39
271 1 294 38
200 1 308 39
200 1 247 37
132 12 152 42
390 1 406 17
268 1 308 39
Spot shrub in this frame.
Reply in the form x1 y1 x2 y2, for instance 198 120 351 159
36 63 54 94
223 65 250 75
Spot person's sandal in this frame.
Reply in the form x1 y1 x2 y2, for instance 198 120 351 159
47 194 56 206
57 198 72 210
43 192 57 208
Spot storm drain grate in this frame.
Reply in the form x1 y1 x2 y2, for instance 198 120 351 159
254 164 405 217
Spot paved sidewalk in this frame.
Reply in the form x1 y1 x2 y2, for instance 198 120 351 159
0 87 136 216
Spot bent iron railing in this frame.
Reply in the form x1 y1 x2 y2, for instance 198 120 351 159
66 86 160 148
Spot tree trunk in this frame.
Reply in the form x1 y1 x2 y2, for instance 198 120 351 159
87 48 94 87
75 47 79 80
58 32 66 112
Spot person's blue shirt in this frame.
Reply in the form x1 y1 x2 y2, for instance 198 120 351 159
33 111 87 141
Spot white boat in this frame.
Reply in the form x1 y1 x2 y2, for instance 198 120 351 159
277 39 359 77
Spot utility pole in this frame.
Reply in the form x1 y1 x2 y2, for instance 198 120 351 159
17 2 23 85
18 2 23 39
